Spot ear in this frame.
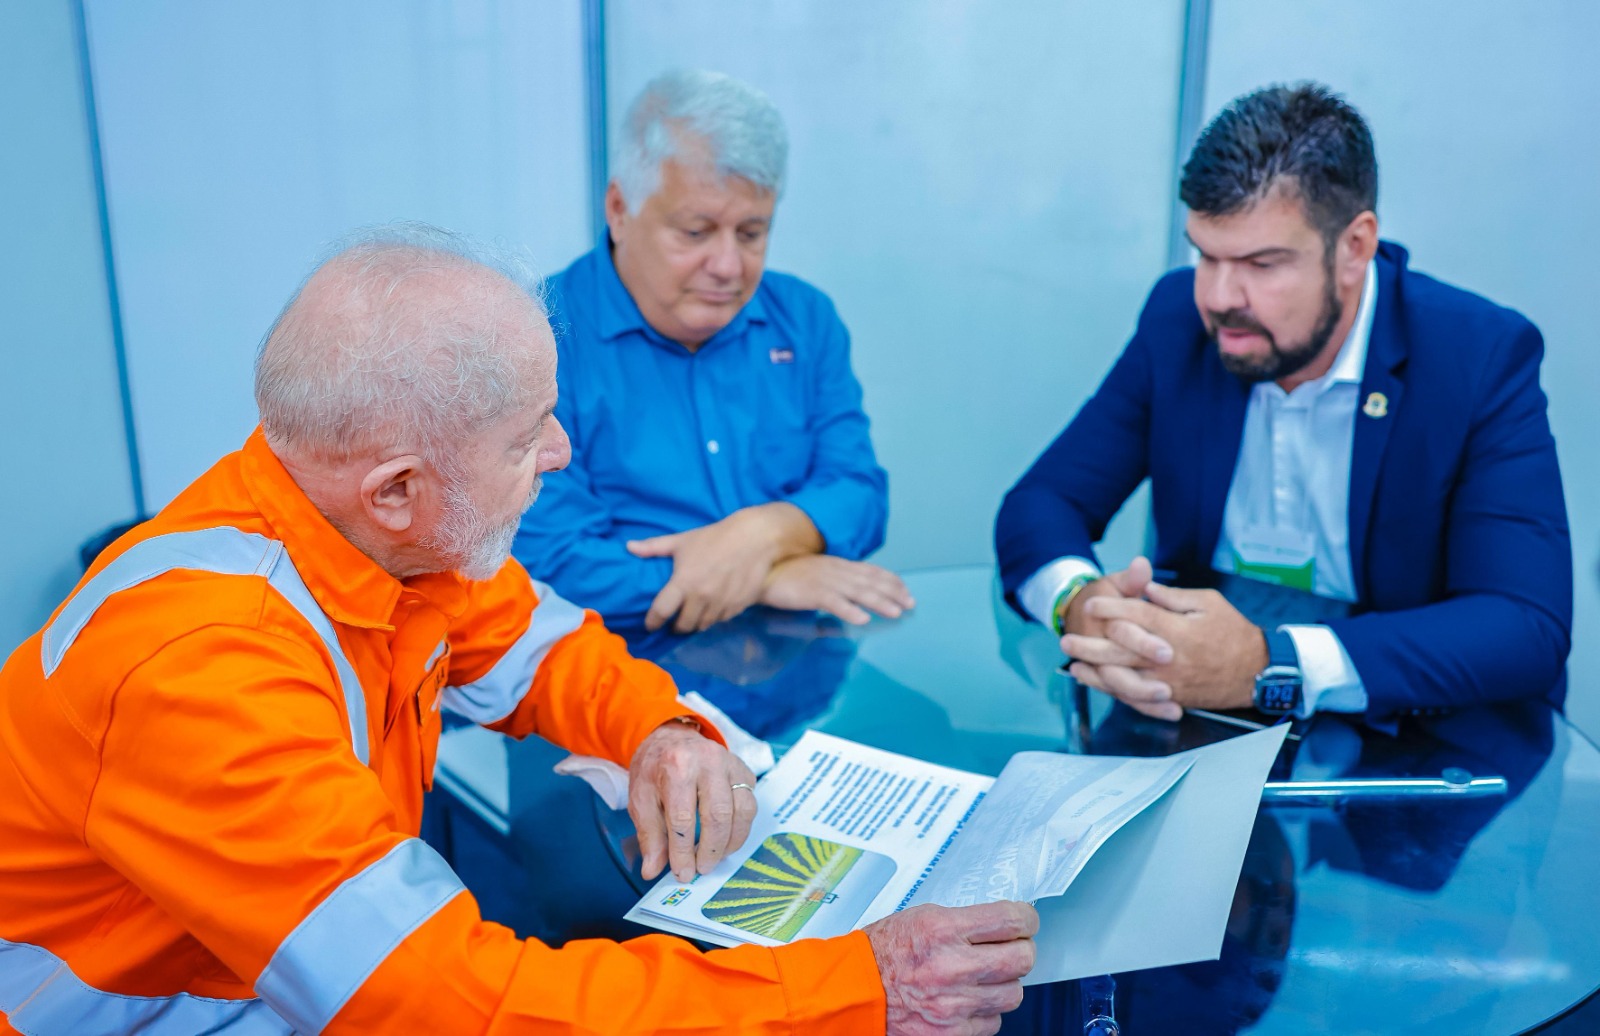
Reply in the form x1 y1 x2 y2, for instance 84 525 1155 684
604 182 630 241
359 455 428 534
1337 211 1380 288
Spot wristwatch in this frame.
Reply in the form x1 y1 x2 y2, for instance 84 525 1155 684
1253 628 1303 715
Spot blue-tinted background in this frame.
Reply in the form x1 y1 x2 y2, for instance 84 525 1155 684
3 0 1596 735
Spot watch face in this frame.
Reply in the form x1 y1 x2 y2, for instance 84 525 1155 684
1255 672 1302 714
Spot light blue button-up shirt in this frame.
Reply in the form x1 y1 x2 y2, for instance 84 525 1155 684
513 240 889 629
1211 260 1377 714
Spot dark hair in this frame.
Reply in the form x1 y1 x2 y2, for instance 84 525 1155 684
1180 82 1377 249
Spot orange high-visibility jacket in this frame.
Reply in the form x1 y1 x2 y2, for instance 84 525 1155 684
0 430 883 1035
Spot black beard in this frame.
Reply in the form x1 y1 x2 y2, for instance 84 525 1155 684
1213 277 1344 384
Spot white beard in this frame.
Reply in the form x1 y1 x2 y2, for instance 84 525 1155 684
428 475 541 581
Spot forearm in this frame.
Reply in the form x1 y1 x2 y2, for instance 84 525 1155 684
1330 594 1569 714
996 483 1106 606
328 878 883 1034
995 320 1154 605
735 501 826 560
784 473 887 560
489 615 720 765
514 526 673 626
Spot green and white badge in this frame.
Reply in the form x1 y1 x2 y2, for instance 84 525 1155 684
1231 524 1317 593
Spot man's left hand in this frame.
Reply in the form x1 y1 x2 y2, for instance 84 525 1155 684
759 554 916 625
628 720 759 882
1068 583 1267 713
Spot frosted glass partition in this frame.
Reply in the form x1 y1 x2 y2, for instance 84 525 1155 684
83 0 593 508
0 1 136 653
1203 1 1600 730
605 0 1187 570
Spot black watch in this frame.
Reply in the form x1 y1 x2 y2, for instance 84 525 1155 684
1253 628 1303 715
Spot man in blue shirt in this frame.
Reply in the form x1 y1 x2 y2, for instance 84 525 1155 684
515 70 911 640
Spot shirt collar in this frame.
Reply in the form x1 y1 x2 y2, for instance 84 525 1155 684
1325 259 1378 386
592 232 768 348
241 429 469 629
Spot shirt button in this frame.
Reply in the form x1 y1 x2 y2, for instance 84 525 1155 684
707 440 720 455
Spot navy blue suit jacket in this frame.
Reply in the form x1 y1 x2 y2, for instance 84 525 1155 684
995 242 1572 715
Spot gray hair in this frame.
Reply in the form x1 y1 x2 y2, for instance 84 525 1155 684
254 221 550 479
612 69 789 211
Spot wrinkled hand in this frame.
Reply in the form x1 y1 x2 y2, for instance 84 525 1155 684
759 554 916 625
1073 583 1268 716
1058 557 1179 720
629 504 818 633
866 901 1038 1036
628 721 758 882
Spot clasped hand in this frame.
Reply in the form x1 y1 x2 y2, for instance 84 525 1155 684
1058 557 1267 720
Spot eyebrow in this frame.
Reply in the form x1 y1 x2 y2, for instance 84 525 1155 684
517 404 556 443
670 211 771 228
1186 234 1298 263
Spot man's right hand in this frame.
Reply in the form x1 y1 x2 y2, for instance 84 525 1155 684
1057 556 1182 721
629 503 820 633
758 554 915 625
864 901 1038 1036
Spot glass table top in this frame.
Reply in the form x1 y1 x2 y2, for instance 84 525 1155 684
439 565 1600 1034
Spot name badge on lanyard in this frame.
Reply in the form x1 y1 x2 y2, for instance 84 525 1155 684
1231 524 1317 593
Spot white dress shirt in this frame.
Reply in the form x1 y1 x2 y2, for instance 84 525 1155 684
1022 261 1378 716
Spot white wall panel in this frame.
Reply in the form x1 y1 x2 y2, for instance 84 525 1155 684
0 1 136 653
83 0 593 508
606 0 1186 570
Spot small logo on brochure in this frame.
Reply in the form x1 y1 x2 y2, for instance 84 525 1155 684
661 887 694 906
769 347 795 364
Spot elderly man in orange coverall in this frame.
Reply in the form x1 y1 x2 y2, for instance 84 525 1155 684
0 224 1036 1036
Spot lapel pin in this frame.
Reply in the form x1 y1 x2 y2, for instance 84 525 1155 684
1363 391 1389 419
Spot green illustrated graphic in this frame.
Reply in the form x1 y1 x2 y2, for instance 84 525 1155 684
701 832 896 942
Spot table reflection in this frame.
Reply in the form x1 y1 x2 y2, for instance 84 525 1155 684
530 567 1599 1033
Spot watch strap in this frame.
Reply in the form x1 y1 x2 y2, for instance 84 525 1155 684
1254 627 1304 715
1265 627 1299 670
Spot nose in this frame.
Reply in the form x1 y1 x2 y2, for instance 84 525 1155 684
540 416 572 474
704 230 741 281
1199 261 1247 315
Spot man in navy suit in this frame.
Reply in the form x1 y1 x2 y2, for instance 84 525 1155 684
995 83 1571 722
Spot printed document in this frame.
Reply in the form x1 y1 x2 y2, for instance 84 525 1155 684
626 724 1288 982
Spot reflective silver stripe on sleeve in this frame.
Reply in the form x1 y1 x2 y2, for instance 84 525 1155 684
0 937 292 1035
40 527 371 766
260 548 371 766
441 578 586 724
42 528 279 675
254 838 465 1035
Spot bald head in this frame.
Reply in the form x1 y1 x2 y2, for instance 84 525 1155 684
252 224 570 581
255 223 553 478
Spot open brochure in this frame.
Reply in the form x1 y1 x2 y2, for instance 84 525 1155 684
627 724 1289 982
